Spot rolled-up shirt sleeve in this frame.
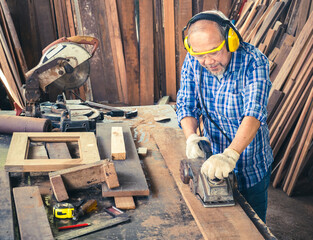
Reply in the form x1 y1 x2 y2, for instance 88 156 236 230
243 58 271 125
176 54 201 128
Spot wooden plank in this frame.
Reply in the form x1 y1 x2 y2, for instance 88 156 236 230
50 174 69 202
157 96 170 105
28 144 49 159
139 0 154 105
296 0 311 37
0 170 14 240
104 0 128 104
5 132 100 172
239 0 261 36
270 11 313 96
262 28 276 56
203 0 218 11
97 123 149 197
0 0 28 74
218 0 232 17
13 186 53 240
164 0 177 101
175 0 192 91
111 127 126 160
242 4 266 41
153 0 166 101
273 83 313 188
71 0 92 101
251 1 285 47
153 127 263 240
46 142 71 159
49 160 119 201
266 89 284 124
116 0 140 105
272 74 313 157
245 0 277 43
270 34 295 82
285 100 313 196
114 196 136 210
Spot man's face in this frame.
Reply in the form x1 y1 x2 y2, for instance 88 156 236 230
188 23 232 76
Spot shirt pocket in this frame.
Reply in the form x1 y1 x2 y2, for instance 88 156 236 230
215 91 244 120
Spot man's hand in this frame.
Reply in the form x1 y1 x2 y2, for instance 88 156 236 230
186 133 209 159
201 148 240 179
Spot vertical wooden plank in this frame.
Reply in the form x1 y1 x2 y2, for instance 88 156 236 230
139 0 154 105
0 0 28 74
116 0 140 105
203 0 219 11
164 0 177 101
218 0 232 17
104 0 128 104
0 170 14 240
153 0 166 101
175 0 192 91
13 186 54 240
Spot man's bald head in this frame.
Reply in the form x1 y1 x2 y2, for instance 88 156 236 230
187 20 225 43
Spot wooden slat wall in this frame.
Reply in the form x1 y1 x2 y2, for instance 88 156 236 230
2 0 233 107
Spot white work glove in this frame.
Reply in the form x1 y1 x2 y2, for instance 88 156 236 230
186 133 209 159
201 148 240 180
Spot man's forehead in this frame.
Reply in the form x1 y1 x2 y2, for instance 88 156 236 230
188 20 220 35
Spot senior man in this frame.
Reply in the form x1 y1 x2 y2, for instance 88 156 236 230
176 10 273 222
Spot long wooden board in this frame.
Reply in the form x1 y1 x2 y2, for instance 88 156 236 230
0 170 14 240
97 123 149 197
153 127 263 240
13 186 53 240
5 132 100 172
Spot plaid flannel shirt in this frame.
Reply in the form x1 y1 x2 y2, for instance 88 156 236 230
176 42 274 191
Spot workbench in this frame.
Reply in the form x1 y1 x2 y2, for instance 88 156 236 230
0 105 274 240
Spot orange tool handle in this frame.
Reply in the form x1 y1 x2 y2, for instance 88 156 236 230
42 36 99 56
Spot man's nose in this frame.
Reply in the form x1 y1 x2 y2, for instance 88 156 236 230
202 54 215 65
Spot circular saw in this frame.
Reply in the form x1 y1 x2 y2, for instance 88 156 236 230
24 36 99 117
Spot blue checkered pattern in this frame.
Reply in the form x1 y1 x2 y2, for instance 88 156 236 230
176 42 274 191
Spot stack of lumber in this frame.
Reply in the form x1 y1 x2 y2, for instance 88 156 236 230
232 0 313 196
0 0 26 110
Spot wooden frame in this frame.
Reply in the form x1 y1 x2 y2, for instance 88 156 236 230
5 132 100 172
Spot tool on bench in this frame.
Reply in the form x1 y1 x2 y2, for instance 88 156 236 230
180 140 235 207
53 203 75 219
72 199 98 221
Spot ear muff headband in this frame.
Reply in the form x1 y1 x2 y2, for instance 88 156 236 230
182 12 243 53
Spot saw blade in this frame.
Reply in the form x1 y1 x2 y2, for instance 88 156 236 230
52 60 90 90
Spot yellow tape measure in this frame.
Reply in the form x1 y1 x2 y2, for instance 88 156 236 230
53 203 75 219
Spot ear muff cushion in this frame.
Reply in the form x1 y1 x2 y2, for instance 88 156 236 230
226 27 240 52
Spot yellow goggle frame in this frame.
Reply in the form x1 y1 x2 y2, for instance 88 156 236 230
184 36 225 56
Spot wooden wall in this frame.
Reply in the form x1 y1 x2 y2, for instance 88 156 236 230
5 0 232 105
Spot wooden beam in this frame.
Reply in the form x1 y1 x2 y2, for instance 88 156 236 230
104 0 128 104
175 0 192 91
117 0 140 105
111 126 126 160
139 0 154 105
13 186 54 240
0 170 14 240
114 196 136 210
164 0 177 101
49 160 119 202
46 142 72 159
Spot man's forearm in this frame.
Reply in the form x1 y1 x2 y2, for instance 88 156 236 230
180 116 198 139
228 116 260 154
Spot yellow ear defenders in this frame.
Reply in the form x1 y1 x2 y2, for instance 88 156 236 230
182 12 243 53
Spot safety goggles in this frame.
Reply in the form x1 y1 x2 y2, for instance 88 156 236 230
184 36 225 56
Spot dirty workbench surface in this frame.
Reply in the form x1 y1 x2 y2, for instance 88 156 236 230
0 105 203 239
